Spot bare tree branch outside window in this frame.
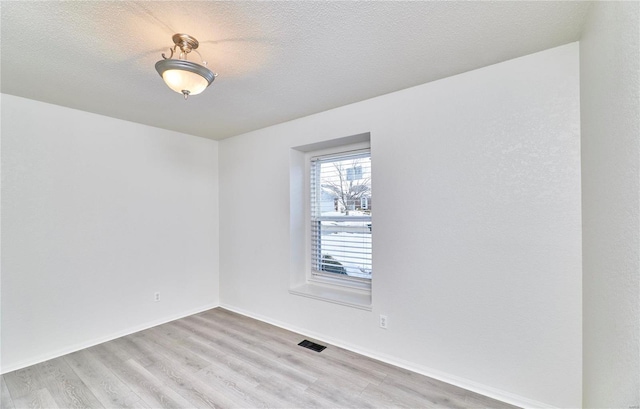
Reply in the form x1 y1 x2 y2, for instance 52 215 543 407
321 159 371 215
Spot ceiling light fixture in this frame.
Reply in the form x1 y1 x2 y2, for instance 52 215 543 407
155 33 217 100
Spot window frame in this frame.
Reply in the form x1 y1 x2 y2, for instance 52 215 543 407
305 143 372 293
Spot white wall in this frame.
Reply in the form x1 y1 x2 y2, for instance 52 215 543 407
580 2 640 407
0 94 220 372
219 43 582 408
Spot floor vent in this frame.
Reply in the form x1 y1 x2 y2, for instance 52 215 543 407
298 339 326 352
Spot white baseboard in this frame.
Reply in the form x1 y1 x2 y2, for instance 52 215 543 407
220 303 554 409
1 303 219 374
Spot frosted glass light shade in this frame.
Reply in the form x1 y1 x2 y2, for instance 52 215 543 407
162 69 209 95
155 59 215 97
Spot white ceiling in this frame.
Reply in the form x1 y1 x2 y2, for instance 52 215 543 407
1 1 590 141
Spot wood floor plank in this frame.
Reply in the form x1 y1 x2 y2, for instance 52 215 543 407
63 349 147 408
122 359 196 409
143 359 237 409
323 341 418 379
172 318 318 390
90 340 135 364
1 376 16 409
109 337 155 368
120 324 238 408
360 382 427 409
195 365 272 409
33 357 104 409
4 365 67 409
10 388 58 409
253 375 338 409
381 367 518 409
3 366 40 400
304 375 377 409
195 309 309 355
160 323 275 392
89 341 193 409
178 336 263 388
378 375 469 409
1 307 521 409
130 328 212 373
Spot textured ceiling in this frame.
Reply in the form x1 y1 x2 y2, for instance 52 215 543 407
1 1 590 140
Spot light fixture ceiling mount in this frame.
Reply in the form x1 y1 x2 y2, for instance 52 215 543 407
155 33 217 100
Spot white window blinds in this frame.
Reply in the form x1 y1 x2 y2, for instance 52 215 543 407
310 150 372 280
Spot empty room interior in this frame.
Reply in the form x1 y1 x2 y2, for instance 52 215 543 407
1 1 638 408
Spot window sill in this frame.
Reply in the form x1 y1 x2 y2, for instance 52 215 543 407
289 283 372 311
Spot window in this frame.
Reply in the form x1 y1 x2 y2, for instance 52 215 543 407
310 149 372 285
289 134 372 309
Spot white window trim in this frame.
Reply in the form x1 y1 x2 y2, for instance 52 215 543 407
289 134 372 310
305 143 372 289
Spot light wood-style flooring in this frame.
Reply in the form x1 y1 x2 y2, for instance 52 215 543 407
1 308 519 408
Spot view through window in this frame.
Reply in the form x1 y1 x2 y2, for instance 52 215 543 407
311 150 372 281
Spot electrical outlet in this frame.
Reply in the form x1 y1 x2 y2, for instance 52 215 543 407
379 314 388 329
154 292 160 302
